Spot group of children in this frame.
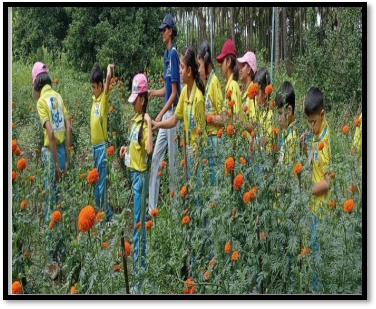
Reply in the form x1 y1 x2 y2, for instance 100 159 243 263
30 13 361 293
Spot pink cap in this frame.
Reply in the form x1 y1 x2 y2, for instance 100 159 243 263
32 62 49 84
128 74 148 103
237 52 257 75
216 39 237 63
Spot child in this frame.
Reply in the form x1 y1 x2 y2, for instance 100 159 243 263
237 51 257 123
152 45 205 180
119 74 153 292
353 112 362 155
148 13 181 215
90 62 114 222
32 61 71 279
216 39 241 116
302 86 331 294
276 81 299 163
197 40 224 185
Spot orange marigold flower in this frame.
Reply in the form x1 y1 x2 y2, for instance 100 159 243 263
109 106 114 113
197 128 202 135
95 211 104 222
184 208 189 215
342 125 350 135
228 100 235 108
209 258 216 267
226 89 232 99
328 200 336 209
124 241 131 256
251 129 256 138
241 131 247 138
330 172 335 179
248 83 258 99
301 247 310 257
12 140 17 153
160 160 166 168
29 175 35 182
68 114 72 120
78 205 95 233
231 250 239 261
12 171 17 181
272 127 279 135
232 209 237 218
12 281 22 294
202 158 207 164
15 147 21 156
180 185 187 198
349 185 358 193
243 191 251 204
265 84 273 96
249 187 257 200
204 270 210 280
17 158 26 170
180 159 185 166
293 162 303 175
225 157 235 173
135 221 141 229
182 215 190 225
180 140 184 147
344 199 355 213
170 190 175 198
226 124 234 135
70 286 76 294
42 190 46 196
269 101 276 109
145 220 153 230
23 251 29 258
239 157 246 165
174 135 178 142
20 200 27 210
49 221 54 230
114 264 120 272
80 173 86 179
87 168 99 184
233 173 244 191
76 103 80 108
102 242 108 249
183 278 195 294
243 105 248 112
318 141 324 151
51 210 62 223
271 144 278 152
354 117 361 127
151 208 159 217
106 145 114 156
158 170 162 177
217 128 223 138
206 114 214 123
224 242 231 254
54 78 59 85
12 122 15 128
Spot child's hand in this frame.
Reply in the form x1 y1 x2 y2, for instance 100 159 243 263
108 63 114 74
151 120 159 131
148 90 153 99
144 113 151 124
119 146 127 159
155 113 162 122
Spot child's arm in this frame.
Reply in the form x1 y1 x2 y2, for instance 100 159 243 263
104 63 114 95
151 115 178 131
144 113 153 155
312 172 330 196
155 82 178 122
64 118 72 173
149 87 166 99
45 121 63 182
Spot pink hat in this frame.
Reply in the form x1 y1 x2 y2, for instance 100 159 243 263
216 39 237 63
128 73 148 103
237 52 257 75
32 62 49 84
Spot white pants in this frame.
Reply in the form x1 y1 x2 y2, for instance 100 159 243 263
148 108 179 212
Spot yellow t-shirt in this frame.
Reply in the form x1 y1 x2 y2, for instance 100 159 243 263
241 82 257 122
205 71 224 136
353 113 362 155
175 82 205 151
224 73 241 115
129 113 148 172
90 91 110 145
255 105 273 151
311 116 331 213
37 85 67 147
279 120 299 164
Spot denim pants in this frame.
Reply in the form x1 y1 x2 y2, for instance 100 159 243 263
131 170 148 280
148 109 179 213
42 144 66 263
310 215 320 293
92 142 112 220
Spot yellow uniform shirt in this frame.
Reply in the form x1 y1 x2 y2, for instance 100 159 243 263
175 82 205 151
255 105 273 151
205 71 224 136
37 85 67 147
311 116 331 213
353 113 362 155
90 91 110 145
279 120 299 164
129 113 149 172
224 73 241 115
241 82 257 122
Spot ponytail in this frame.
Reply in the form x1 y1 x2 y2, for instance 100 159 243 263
227 54 239 81
137 92 148 145
198 40 213 78
181 45 205 95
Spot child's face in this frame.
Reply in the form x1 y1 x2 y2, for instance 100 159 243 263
278 106 292 130
132 95 144 114
197 58 206 81
239 63 249 84
91 82 103 99
219 57 228 78
161 27 172 45
180 56 191 84
256 89 266 106
306 110 324 136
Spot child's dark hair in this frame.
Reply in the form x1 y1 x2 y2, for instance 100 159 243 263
276 81 295 114
304 87 324 116
90 63 103 86
137 92 148 145
33 72 52 92
225 54 239 81
197 40 213 78
181 46 205 95
254 67 270 91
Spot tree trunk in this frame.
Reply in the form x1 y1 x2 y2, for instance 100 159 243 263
282 7 287 62
195 7 207 41
221 7 224 36
231 7 235 41
249 7 254 50
299 7 302 56
275 7 280 67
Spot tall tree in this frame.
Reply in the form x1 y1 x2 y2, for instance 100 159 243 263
282 6 288 62
275 7 280 67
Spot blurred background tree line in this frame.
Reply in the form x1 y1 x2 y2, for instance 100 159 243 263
12 6 362 114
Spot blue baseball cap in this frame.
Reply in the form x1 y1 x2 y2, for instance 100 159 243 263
159 13 175 30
